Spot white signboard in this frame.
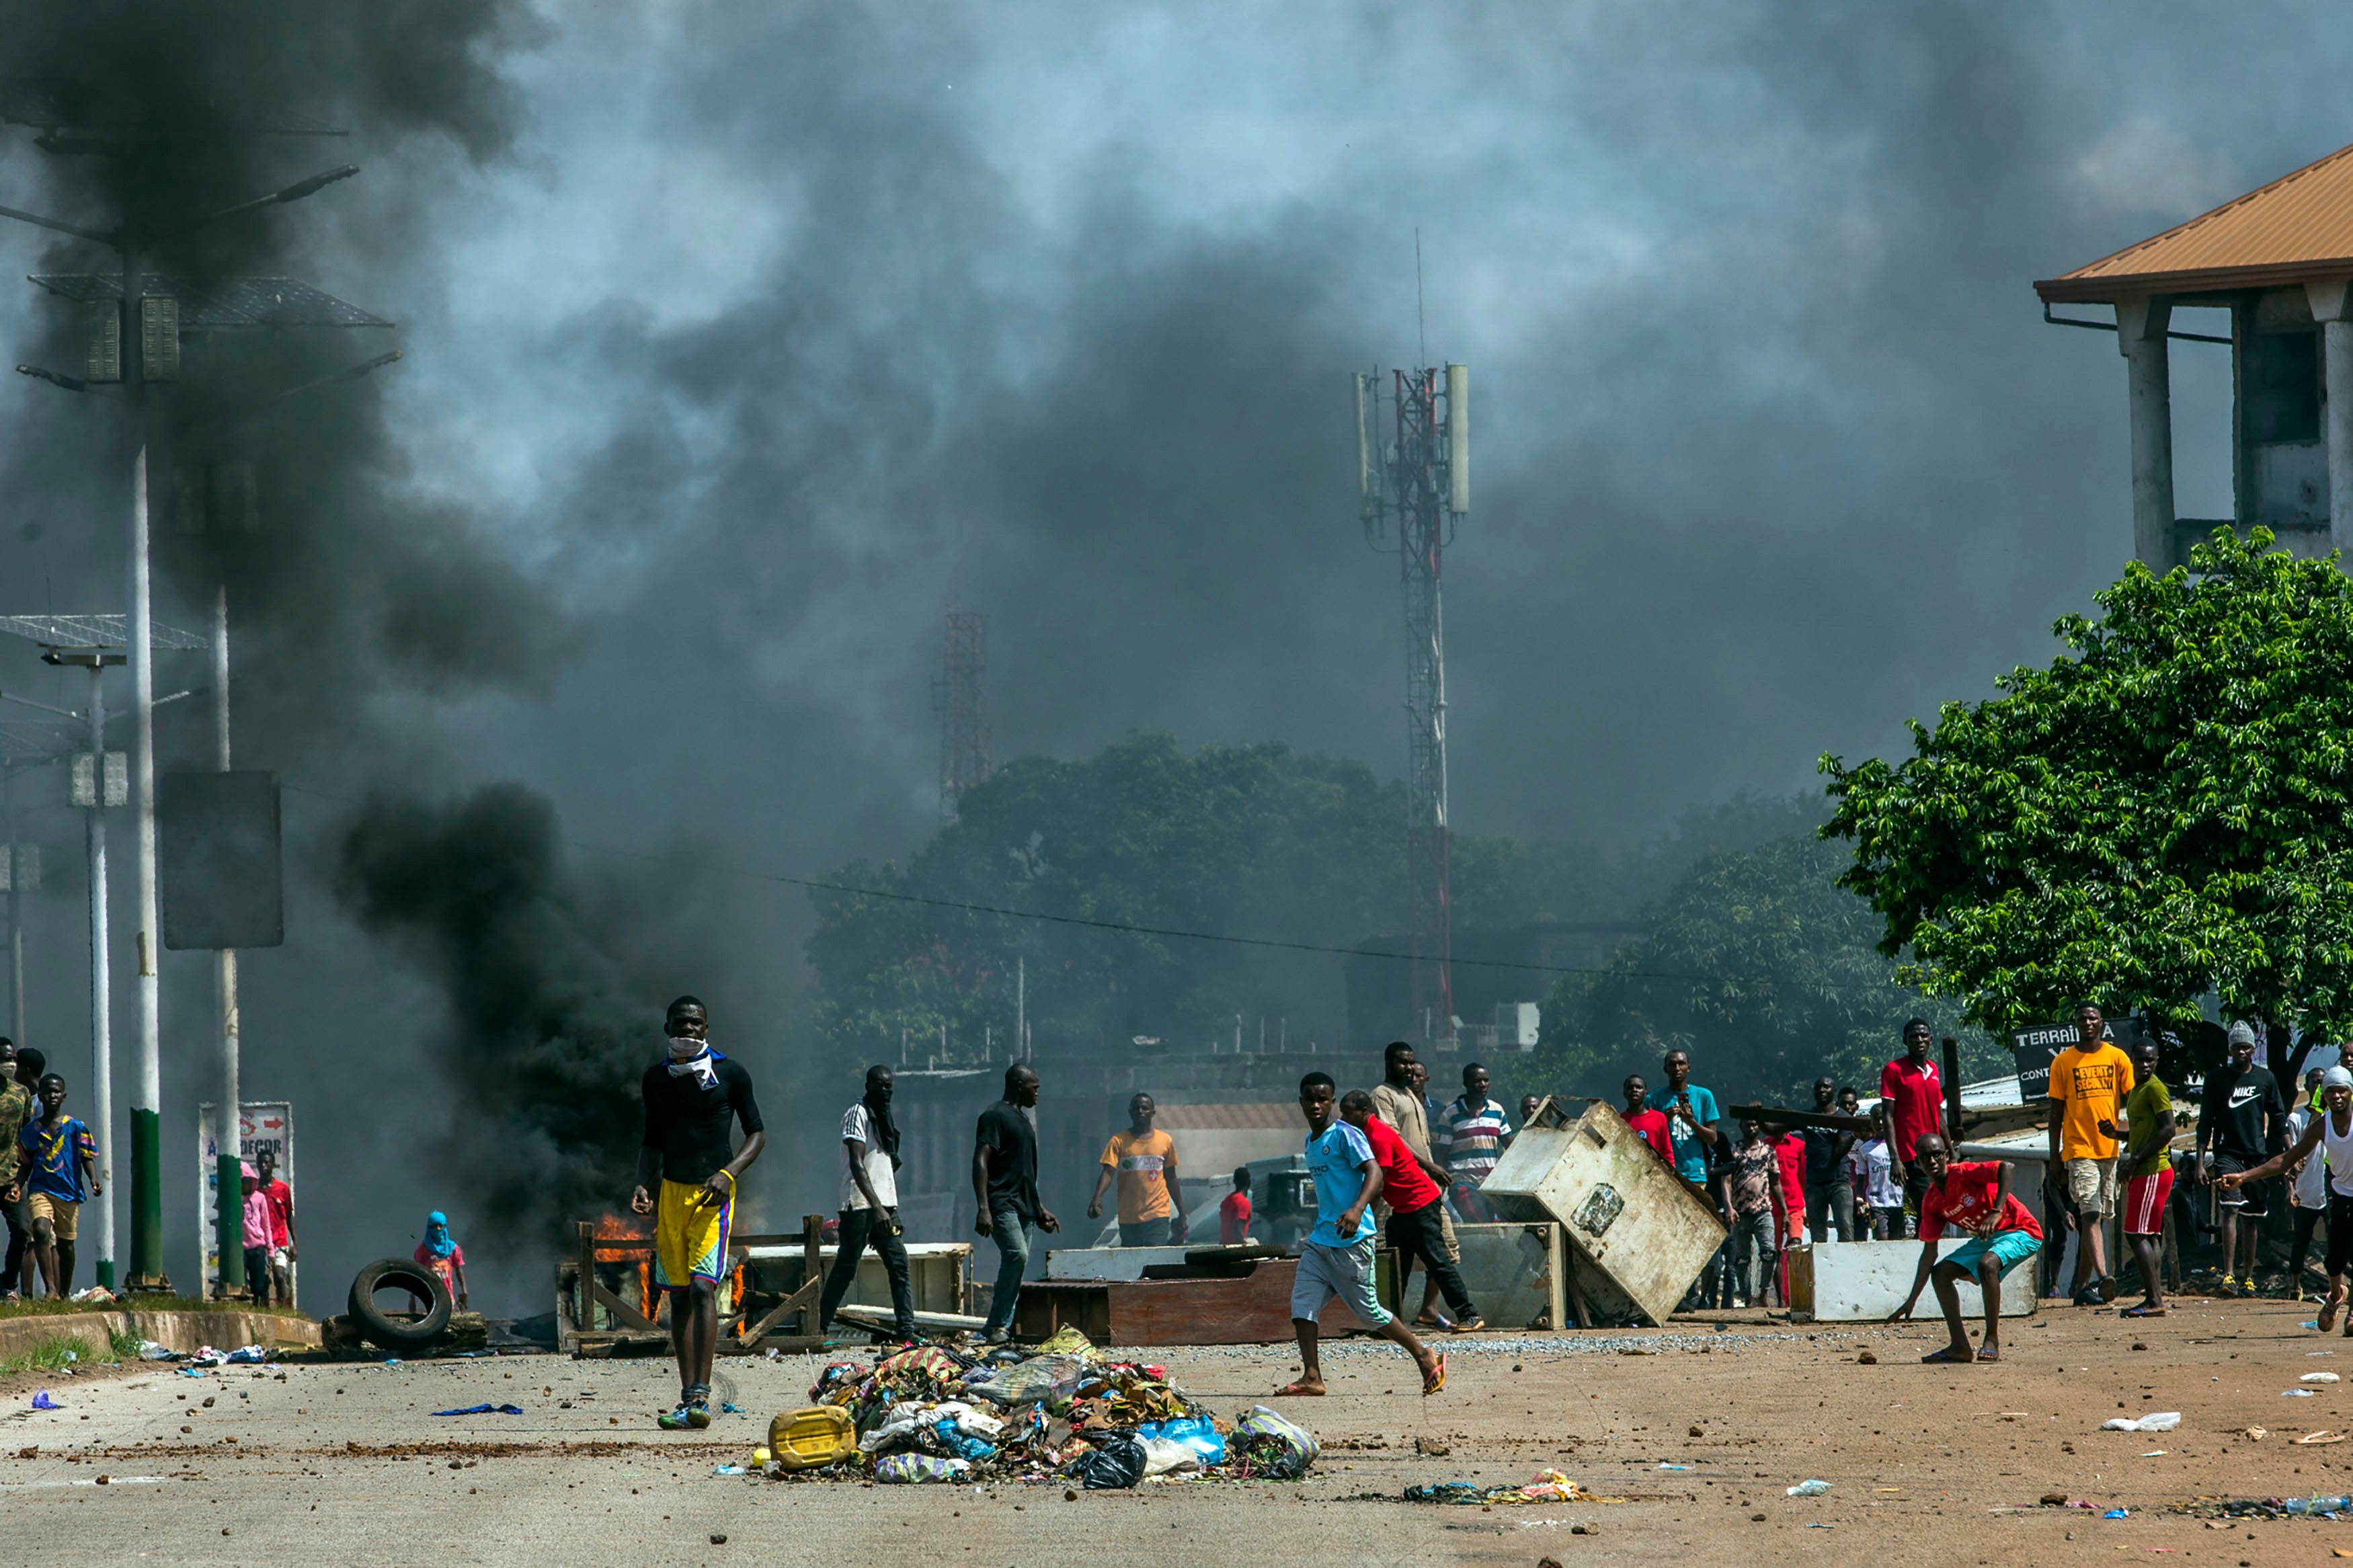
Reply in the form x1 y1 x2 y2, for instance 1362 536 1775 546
198 1100 296 1308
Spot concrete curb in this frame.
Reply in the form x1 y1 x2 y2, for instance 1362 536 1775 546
0 1308 321 1364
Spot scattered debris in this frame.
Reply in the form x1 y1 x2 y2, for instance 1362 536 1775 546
430 1404 524 1417
2305 1372 2342 1383
1787 1480 1831 1496
1413 1436 1450 1457
30 1393 61 1411
2243 1428 2268 1440
1856 1350 1876 1364
2300 1432 2347 1445
2101 1412 2180 1432
1402 1471 1607 1506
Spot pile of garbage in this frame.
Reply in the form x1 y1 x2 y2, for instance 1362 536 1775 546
746 1327 1317 1489
1402 1471 1616 1505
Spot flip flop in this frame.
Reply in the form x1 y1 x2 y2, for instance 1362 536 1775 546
1275 1381 1326 1397
1919 1346 1974 1364
1975 1347 2000 1362
2120 1305 2167 1318
1422 1353 1447 1396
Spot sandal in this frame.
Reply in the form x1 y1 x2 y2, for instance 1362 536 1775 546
2323 1296 2345 1334
1975 1347 2001 1362
1421 1353 1447 1396
1919 1346 1975 1364
1275 1380 1326 1397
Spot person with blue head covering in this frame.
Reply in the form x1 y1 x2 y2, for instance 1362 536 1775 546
411 1210 467 1310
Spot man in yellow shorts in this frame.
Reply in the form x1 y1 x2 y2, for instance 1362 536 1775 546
17 1073 99 1299
630 997 764 1430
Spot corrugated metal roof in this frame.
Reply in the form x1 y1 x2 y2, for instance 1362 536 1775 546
2038 140 2353 303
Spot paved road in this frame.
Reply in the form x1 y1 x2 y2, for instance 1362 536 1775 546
6 1302 2352 1565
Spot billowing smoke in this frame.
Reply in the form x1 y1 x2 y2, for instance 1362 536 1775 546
331 785 653 1242
0 0 561 758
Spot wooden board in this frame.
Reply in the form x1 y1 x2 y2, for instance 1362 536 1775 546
1012 1257 1389 1346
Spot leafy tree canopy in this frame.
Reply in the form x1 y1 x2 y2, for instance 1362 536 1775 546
1531 831 1991 1105
1823 527 2353 1040
806 733 1631 1063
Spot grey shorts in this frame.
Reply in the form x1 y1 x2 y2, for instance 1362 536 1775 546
1292 1237 1391 1327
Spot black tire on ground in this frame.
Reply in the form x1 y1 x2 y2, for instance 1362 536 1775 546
348 1257 453 1348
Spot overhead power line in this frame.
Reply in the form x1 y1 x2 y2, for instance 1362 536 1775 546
280 780 1700 981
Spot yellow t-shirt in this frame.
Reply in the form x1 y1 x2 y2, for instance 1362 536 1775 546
1100 1128 1179 1223
2048 1043 2136 1162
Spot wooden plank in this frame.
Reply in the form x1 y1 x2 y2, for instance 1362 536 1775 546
1015 1258 1382 1346
833 1302 985 1334
738 1276 820 1344
801 1214 826 1338
717 1334 826 1357
576 1222 597 1335
593 1279 660 1333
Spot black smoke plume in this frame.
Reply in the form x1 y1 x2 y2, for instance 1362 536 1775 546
332 784 655 1241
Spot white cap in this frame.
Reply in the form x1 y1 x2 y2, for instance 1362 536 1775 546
2325 1066 2353 1092
2227 1021 2257 1047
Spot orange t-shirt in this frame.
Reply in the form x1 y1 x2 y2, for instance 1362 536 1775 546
1099 1128 1178 1223
2048 1043 2135 1161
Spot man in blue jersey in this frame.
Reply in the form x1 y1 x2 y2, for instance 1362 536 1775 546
1277 1072 1445 1399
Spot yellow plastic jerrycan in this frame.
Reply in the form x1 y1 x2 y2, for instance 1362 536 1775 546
769 1405 858 1471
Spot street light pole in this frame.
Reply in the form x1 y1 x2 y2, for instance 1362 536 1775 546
3 764 20 1050
211 586 241 1299
82 661 114 1287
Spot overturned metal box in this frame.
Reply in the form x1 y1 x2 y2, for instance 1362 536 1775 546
1478 1096 1724 1327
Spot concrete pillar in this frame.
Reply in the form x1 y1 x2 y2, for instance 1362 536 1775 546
2116 296 2174 569
2308 279 2353 564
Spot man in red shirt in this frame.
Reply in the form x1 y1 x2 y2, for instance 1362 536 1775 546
1341 1091 1482 1331
1884 1134 2042 1364
1771 1128 1807 1304
1621 1075 1673 1163
1880 1018 1946 1217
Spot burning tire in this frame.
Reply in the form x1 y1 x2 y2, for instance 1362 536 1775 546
347 1257 453 1349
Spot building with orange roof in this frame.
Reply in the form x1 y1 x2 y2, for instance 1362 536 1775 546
2038 140 2353 568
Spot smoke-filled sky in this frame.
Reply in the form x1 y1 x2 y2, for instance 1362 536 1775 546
0 2 2336 1306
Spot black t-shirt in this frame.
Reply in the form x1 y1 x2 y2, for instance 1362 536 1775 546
975 1100 1041 1222
1798 1124 1849 1186
2200 1063 2284 1161
640 1055 764 1186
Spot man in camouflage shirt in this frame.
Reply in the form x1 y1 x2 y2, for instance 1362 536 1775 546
0 1040 36 1301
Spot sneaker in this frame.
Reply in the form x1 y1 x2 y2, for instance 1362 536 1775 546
984 1327 1010 1346
2098 1274 2120 1304
657 1403 696 1430
686 1399 712 1430
2072 1285 2104 1308
1449 1315 1486 1333
2220 1275 2241 1299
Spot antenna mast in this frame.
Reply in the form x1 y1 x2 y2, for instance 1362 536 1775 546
1355 359 1469 1048
934 609 992 823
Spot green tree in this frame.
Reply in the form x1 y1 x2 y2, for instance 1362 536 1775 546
1531 833 1987 1104
1822 527 2353 1040
805 732 1632 1063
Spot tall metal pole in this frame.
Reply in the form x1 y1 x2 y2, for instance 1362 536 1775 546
1394 368 1455 1046
211 587 241 1298
3 766 21 1049
1016 955 1025 1063
84 663 115 1286
124 229 165 1286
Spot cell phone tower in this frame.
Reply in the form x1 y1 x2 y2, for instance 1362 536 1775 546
1355 363 1468 1046
934 609 992 824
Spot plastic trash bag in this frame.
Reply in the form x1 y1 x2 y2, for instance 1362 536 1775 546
1788 1479 1831 1496
30 1391 60 1411
810 1360 869 1404
1137 1437 1199 1477
873 1453 969 1484
1138 1414 1225 1465
2100 1411 2180 1432
1072 1432 1148 1490
963 1354 1093 1407
136 1341 180 1362
1228 1405 1319 1479
1033 1325 1105 1362
933 1419 999 1463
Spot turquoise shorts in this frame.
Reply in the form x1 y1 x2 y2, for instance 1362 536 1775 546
1944 1229 2040 1274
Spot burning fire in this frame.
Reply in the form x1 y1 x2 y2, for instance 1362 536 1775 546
591 1212 648 1262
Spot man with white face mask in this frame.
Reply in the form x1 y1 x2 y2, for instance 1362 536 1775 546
631 995 765 1430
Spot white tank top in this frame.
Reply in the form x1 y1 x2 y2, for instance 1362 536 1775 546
2323 1106 2353 1198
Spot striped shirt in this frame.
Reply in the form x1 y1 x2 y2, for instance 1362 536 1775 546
1437 1096 1513 1181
